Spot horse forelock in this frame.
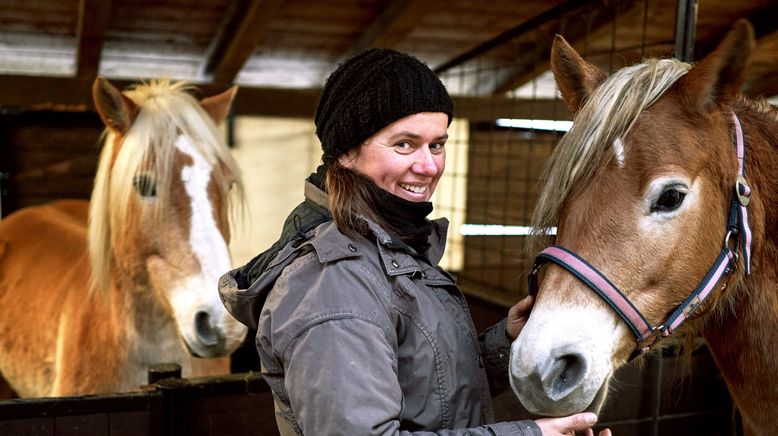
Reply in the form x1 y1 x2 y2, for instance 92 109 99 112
87 79 244 293
526 58 692 258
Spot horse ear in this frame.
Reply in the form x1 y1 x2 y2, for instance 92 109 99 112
201 86 238 124
550 35 607 114
92 77 139 134
678 19 755 113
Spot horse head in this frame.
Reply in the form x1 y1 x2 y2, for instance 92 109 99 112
510 20 759 416
89 78 248 359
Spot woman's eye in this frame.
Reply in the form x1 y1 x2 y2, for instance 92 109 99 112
430 142 445 154
395 141 413 153
133 174 157 197
651 188 685 213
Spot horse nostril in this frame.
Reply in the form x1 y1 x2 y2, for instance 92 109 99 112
549 353 587 399
194 311 221 347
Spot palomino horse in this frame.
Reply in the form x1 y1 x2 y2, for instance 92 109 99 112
0 78 248 397
510 20 778 435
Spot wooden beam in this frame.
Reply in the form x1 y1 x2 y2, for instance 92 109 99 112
75 0 112 79
488 0 637 95
339 0 440 60
0 75 571 121
434 0 597 75
200 0 285 85
455 95 571 121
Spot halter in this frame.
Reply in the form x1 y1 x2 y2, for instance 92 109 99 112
528 113 753 360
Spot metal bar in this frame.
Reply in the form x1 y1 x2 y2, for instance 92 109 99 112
674 0 699 62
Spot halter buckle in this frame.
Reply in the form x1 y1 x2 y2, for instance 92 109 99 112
736 175 751 206
636 325 665 351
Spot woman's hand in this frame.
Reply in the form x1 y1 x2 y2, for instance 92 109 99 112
536 412 612 436
506 294 534 341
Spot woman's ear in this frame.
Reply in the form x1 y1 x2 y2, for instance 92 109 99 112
338 149 358 169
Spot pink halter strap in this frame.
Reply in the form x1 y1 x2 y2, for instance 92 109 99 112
528 113 753 360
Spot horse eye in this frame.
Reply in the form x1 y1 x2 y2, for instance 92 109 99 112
133 174 157 197
651 188 685 213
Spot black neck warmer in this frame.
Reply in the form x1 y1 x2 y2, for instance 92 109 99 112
362 179 434 254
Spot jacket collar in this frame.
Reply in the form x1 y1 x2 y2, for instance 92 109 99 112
304 181 449 264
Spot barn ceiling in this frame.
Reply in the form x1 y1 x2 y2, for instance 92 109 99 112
1 0 778 119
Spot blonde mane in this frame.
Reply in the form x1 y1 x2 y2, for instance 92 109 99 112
527 58 692 257
88 79 243 292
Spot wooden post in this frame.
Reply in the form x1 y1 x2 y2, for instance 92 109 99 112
147 363 182 384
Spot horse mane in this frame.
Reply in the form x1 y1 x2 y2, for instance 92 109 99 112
736 93 778 123
526 58 692 258
88 79 244 293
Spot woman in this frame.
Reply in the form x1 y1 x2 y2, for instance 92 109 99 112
219 48 610 436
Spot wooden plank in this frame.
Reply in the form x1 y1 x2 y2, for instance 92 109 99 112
201 0 285 84
0 75 573 120
75 0 112 79
339 0 441 60
0 392 160 420
108 411 153 436
0 417 54 436
187 394 279 436
55 414 108 436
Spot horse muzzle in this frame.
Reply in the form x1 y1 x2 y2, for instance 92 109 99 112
188 306 248 357
508 300 619 416
509 342 607 416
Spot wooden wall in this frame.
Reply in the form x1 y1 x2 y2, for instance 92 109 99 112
0 109 103 217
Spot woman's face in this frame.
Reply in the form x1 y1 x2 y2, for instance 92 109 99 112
339 112 448 202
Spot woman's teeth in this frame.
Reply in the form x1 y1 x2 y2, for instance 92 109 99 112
400 183 426 194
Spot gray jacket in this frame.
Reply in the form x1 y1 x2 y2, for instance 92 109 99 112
219 180 540 436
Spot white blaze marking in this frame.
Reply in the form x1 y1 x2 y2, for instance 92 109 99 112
613 137 625 167
175 136 231 281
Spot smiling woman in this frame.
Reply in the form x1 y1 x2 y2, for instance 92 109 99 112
218 48 609 436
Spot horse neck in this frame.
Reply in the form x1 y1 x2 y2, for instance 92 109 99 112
701 104 778 433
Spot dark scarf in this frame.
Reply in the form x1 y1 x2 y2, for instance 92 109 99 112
362 179 434 254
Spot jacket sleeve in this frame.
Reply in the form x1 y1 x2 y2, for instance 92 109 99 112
478 318 513 397
282 317 539 436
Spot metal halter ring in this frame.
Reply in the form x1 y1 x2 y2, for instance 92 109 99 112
723 229 740 267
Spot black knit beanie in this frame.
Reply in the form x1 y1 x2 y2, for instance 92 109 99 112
314 48 454 166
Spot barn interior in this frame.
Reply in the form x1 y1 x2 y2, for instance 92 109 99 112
1 0 775 434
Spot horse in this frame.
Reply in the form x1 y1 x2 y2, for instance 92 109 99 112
0 77 248 397
509 20 778 435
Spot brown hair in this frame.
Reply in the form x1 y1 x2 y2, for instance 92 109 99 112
325 161 387 240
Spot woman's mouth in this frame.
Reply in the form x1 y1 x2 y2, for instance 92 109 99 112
399 183 427 195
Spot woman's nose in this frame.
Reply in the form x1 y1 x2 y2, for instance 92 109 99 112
413 147 439 175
